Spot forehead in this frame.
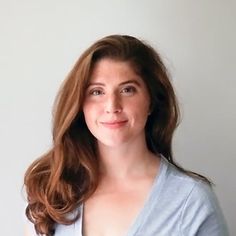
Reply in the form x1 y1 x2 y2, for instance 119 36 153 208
90 58 143 84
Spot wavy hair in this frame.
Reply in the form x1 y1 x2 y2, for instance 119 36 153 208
24 34 211 236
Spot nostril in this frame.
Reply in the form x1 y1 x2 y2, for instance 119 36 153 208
105 96 122 113
106 108 122 114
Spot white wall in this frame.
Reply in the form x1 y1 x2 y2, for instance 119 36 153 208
0 0 235 235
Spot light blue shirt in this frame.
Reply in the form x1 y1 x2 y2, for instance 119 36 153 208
29 156 229 235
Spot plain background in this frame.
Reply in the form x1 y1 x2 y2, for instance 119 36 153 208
0 0 235 235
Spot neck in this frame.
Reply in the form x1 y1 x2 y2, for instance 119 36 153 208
97 136 159 180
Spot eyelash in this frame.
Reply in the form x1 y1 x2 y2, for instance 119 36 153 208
88 86 137 96
121 86 136 94
89 89 104 96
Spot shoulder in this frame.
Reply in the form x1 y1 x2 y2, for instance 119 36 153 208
180 180 229 235
24 205 82 236
160 157 209 198
162 157 223 216
180 178 220 219
54 207 82 236
160 158 229 235
162 158 219 210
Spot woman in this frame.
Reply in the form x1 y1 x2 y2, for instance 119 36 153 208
24 35 228 236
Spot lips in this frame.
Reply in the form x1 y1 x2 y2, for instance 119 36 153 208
100 120 128 128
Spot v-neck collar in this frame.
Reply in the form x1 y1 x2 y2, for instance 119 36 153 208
124 156 167 236
74 156 168 236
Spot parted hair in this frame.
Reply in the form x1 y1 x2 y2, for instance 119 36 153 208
24 34 211 236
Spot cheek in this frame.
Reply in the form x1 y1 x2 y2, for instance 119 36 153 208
83 102 101 126
83 104 93 125
136 100 150 123
129 104 149 125
131 97 150 114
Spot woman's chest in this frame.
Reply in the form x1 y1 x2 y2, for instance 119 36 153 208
82 191 148 236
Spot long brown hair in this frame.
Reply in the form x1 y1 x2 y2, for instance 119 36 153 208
24 35 211 236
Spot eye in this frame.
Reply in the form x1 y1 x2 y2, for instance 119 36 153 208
121 86 137 95
89 89 104 96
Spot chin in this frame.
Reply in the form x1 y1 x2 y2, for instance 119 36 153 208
98 136 131 148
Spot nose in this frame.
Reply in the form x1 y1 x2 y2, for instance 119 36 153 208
105 93 122 114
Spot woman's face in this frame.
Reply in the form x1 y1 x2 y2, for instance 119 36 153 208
83 58 150 148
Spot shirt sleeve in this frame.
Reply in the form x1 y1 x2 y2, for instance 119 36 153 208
180 180 229 236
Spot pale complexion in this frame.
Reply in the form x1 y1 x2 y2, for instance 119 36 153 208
82 59 160 236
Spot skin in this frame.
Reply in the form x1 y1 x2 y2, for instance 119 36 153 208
83 59 150 149
82 59 160 236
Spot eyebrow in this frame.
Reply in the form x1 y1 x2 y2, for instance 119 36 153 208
87 80 142 87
